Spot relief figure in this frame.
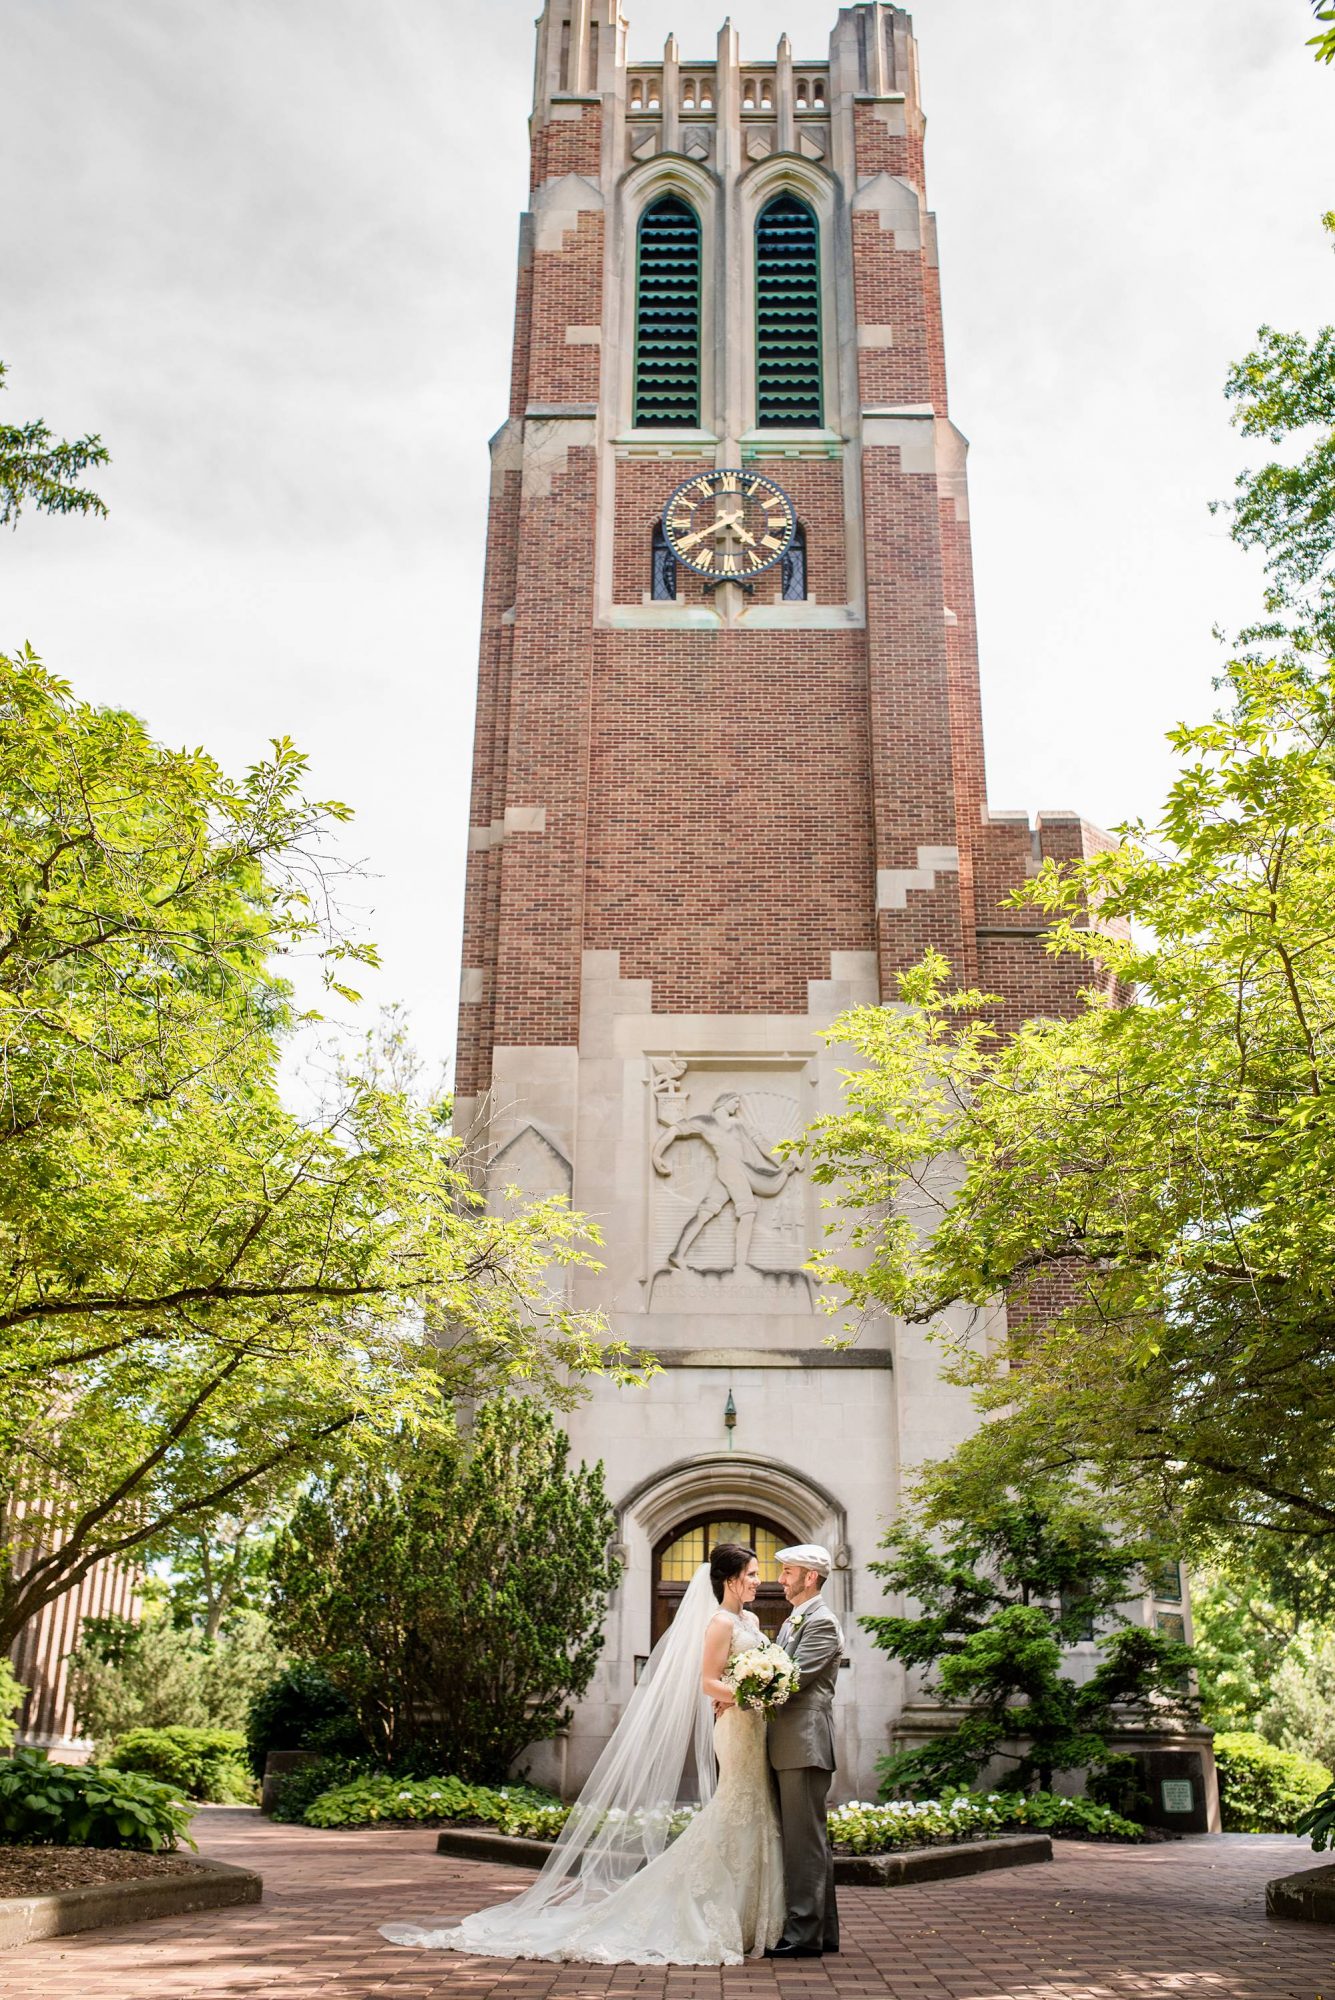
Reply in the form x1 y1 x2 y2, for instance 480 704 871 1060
651 1090 799 1274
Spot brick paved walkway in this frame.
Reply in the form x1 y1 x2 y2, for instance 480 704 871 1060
2 1807 1331 2000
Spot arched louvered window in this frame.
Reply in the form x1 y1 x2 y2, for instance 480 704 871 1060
755 193 822 428
634 196 701 428
651 520 678 600
781 522 807 600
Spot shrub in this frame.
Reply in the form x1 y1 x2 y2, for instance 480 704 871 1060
0 1658 26 1751
1087 1753 1157 1824
1214 1729 1332 1832
1295 1778 1335 1850
269 1755 377 1824
1000 1791 1145 1840
0 1749 194 1850
864 1497 1195 1798
245 1664 366 1781
67 1608 283 1746
106 1726 255 1802
301 1773 567 1838
269 1399 620 1779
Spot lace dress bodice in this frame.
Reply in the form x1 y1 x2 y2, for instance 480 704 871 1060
710 1609 773 1817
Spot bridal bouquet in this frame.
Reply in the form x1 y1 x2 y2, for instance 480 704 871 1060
723 1639 800 1712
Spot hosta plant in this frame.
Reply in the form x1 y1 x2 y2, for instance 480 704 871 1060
0 1749 194 1850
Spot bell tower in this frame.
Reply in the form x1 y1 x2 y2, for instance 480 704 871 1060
454 2 1106 1795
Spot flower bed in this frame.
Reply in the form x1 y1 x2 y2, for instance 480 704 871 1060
301 1775 568 1839
293 1771 1143 1848
829 1792 1145 1852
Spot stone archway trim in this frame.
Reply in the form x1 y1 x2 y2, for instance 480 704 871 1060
615 1450 848 1559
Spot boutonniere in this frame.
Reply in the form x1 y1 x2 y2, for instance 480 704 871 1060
790 1611 807 1632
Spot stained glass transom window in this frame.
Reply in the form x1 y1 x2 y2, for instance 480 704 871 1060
652 1514 794 1644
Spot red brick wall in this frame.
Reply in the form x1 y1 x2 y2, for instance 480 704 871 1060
851 104 923 186
584 625 875 1013
525 212 604 406
489 444 600 1051
530 104 602 187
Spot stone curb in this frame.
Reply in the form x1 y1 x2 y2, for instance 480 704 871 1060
1267 1859 1335 1923
836 1831 1051 1885
434 1825 1052 1884
0 1854 262 1951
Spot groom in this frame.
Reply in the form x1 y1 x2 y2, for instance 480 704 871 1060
765 1543 843 1958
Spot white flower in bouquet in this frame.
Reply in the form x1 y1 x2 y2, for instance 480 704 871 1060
722 1639 800 1712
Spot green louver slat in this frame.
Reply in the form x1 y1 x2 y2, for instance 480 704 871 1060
755 194 822 427
634 196 701 428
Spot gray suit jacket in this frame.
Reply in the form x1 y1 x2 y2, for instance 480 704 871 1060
767 1596 843 1771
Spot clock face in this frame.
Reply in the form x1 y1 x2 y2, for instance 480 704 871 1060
661 468 797 580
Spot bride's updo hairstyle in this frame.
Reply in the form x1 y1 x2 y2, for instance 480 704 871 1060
709 1542 757 1602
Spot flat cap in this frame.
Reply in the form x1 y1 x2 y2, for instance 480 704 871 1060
775 1543 832 1576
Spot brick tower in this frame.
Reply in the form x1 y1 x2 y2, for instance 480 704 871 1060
454 1 1133 1798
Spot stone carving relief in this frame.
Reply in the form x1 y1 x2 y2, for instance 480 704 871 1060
645 1058 812 1310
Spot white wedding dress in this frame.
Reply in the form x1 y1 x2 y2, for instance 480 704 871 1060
381 1584 785 1966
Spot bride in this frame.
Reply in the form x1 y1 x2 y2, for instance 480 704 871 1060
380 1542 785 1965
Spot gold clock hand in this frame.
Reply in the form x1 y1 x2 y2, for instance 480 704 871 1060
711 509 755 544
672 517 723 554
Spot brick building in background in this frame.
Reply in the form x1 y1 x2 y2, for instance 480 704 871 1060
457 0 1213 1813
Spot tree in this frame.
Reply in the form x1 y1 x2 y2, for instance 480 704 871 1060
1256 1632 1335 1772
803 658 1335 1582
1309 3 1335 66
1216 214 1335 652
1191 1555 1335 1768
154 1502 280 1643
65 1606 282 1746
0 652 649 1656
1189 1578 1297 1735
0 1660 25 1751
0 361 107 527
866 1494 1194 1798
268 1398 619 1780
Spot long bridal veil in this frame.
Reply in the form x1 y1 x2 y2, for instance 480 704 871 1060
381 1563 721 1954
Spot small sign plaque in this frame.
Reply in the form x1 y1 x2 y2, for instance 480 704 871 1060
1160 1778 1195 1814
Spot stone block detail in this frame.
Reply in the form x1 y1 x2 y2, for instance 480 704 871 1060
503 805 548 834
876 845 960 911
851 171 923 249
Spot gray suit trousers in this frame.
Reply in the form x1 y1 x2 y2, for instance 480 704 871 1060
775 1766 839 1951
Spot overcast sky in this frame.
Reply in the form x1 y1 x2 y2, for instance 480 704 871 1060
4 0 1332 1084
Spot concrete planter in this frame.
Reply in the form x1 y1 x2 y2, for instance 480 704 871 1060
434 1823 1052 1884
1267 1860 1335 1923
836 1832 1051 1885
0 1854 261 1950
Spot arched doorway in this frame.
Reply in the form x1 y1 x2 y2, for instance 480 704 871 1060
652 1513 797 1646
